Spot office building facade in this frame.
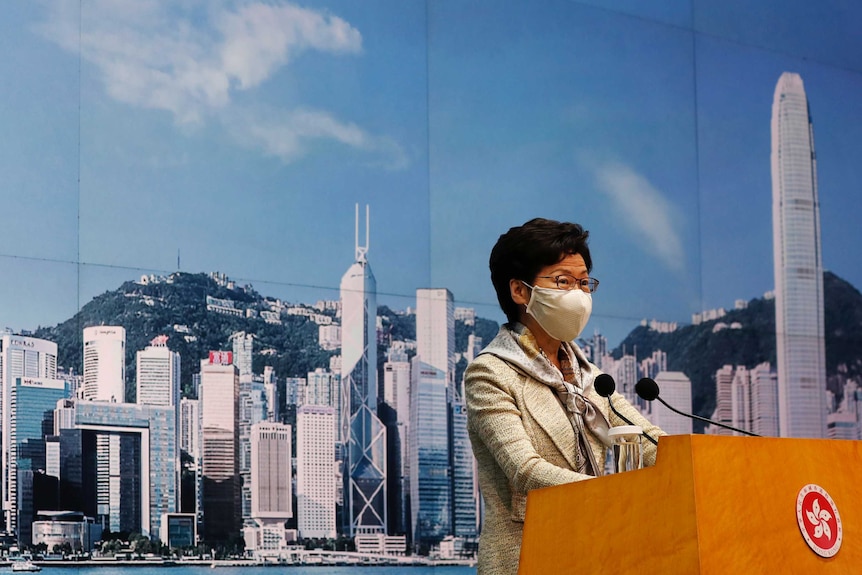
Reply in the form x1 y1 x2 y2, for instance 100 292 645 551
136 335 181 408
55 400 177 540
409 360 450 547
244 422 292 552
415 289 455 387
340 205 386 535
297 405 337 539
250 422 292 520
82 326 126 402
771 72 826 438
199 356 240 543
651 371 693 435
382 355 410 535
0 333 58 532
9 376 70 542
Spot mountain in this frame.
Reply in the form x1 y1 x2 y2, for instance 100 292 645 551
34 272 335 400
613 271 862 422
32 271 498 403
32 269 862 425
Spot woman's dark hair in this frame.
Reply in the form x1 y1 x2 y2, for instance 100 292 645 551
489 218 592 323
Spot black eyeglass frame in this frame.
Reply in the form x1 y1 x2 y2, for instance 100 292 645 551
534 275 600 293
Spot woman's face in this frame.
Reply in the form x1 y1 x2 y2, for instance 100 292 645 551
509 252 590 320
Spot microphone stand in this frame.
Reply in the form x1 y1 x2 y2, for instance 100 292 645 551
605 397 658 446
654 396 760 437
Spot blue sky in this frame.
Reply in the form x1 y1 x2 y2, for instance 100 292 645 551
1 0 862 347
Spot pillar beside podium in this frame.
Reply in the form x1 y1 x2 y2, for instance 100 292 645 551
519 434 862 573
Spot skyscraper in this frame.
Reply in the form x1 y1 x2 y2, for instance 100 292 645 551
9 376 70 542
306 367 339 408
82 326 129 532
250 422 292 518
414 287 476 542
409 360 450 546
263 366 278 422
136 335 181 407
651 371 693 435
750 362 779 437
0 332 58 531
179 399 201 458
229 331 258 525
771 72 826 438
340 204 386 535
612 354 638 401
179 397 203 520
55 400 176 540
82 326 126 402
136 335 181 513
449 398 477 539
230 332 254 378
382 349 410 535
199 354 240 543
711 365 736 435
239 376 267 525
244 421 292 553
296 405 337 539
415 289 455 386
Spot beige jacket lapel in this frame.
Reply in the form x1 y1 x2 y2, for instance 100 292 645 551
523 378 579 470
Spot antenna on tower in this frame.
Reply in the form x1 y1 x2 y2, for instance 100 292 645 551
355 203 370 263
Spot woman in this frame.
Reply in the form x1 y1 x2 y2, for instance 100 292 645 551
465 218 664 575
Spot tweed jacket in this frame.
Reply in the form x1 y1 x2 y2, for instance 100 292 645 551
465 325 664 575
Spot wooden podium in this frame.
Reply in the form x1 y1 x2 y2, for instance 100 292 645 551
519 435 862 573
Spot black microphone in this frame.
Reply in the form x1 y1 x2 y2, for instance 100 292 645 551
593 373 658 446
635 377 760 437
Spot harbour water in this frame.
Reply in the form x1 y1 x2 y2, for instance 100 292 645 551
4 567 476 575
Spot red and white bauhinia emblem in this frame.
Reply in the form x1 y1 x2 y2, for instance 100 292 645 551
796 484 843 558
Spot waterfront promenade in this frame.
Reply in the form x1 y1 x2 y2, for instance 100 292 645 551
1 552 476 569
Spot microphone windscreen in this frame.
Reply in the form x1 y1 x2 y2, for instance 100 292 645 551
593 373 616 398
635 378 660 401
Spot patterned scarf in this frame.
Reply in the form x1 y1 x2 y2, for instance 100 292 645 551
478 323 611 476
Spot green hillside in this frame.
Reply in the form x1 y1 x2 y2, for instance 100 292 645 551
614 271 862 421
32 269 862 427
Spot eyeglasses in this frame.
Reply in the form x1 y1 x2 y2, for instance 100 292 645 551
535 275 600 293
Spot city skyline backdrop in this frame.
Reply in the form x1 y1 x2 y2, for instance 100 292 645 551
2 1 862 348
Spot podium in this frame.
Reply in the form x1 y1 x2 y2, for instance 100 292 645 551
519 435 862 573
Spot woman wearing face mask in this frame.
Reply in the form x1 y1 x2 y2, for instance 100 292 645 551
465 218 665 575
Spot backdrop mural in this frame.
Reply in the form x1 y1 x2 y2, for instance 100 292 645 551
1 0 862 553
3 1 862 345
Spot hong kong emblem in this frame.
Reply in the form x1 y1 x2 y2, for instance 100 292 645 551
796 484 843 557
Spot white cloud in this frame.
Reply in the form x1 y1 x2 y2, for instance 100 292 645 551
224 106 408 168
39 0 361 123
218 2 361 90
34 0 405 167
592 161 685 271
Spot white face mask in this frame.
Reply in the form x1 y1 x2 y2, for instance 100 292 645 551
522 281 592 342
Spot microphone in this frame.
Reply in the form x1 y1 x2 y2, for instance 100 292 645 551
594 373 658 446
635 377 760 437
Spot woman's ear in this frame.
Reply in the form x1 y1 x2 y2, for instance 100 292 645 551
510 279 530 307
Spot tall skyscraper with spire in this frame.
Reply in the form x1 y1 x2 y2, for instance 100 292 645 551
340 204 386 535
771 72 826 439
